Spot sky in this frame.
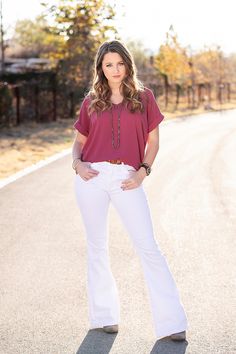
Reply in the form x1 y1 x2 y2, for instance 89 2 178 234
2 0 236 56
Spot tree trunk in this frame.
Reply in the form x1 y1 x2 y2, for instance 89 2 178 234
163 75 169 108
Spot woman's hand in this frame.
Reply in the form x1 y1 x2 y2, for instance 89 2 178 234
75 161 99 181
121 169 146 190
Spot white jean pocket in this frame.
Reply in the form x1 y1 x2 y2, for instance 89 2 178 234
123 163 136 172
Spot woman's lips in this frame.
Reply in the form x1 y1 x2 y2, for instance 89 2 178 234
113 75 121 78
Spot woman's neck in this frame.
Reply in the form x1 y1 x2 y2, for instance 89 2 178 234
108 82 123 96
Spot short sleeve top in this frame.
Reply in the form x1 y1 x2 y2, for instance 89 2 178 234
73 87 164 170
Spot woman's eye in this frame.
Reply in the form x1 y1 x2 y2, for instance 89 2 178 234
106 63 124 67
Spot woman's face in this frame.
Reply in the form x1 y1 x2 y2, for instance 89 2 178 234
101 52 126 86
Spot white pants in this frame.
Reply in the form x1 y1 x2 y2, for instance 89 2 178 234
74 161 188 338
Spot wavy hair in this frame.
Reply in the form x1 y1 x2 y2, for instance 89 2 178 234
86 40 145 115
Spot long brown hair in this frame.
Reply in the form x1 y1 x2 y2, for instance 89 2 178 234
86 40 145 115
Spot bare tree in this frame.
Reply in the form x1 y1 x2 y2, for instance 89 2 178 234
0 0 5 73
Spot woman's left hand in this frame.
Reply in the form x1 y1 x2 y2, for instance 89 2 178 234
121 169 146 190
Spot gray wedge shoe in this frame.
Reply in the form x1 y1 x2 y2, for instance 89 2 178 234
170 331 186 341
103 324 119 333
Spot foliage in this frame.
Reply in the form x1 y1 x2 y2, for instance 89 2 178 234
11 16 64 60
154 26 190 85
41 0 118 88
194 45 231 84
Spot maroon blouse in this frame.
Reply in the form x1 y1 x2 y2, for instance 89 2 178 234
73 87 164 170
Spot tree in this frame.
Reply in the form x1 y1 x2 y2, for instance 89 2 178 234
154 26 190 107
42 0 118 87
10 16 64 59
0 0 5 73
124 39 162 88
155 26 190 85
194 45 224 84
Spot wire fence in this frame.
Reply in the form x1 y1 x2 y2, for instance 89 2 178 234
1 72 236 128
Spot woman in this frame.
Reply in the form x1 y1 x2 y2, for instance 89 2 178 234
72 40 188 340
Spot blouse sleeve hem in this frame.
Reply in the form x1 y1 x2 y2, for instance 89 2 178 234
73 123 89 137
148 114 165 133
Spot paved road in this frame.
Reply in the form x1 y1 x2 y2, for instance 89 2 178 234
1 109 236 354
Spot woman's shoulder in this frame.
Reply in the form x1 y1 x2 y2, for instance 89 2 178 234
139 86 154 97
138 86 154 104
80 93 93 107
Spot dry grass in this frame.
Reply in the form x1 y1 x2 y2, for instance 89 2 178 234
1 100 236 180
0 118 76 179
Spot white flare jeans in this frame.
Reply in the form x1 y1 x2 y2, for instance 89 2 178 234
74 161 188 338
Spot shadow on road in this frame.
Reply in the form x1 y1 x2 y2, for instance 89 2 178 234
150 337 188 354
76 329 117 354
76 329 188 354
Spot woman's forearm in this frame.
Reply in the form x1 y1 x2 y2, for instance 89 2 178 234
72 139 84 161
137 141 159 178
142 141 159 167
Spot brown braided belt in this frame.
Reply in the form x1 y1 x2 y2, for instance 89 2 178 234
106 159 124 164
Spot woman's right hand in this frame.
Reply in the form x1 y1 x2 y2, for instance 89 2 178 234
75 161 99 181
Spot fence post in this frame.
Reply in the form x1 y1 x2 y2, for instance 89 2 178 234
34 84 39 122
175 84 180 107
14 86 20 125
52 74 57 121
227 83 230 101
